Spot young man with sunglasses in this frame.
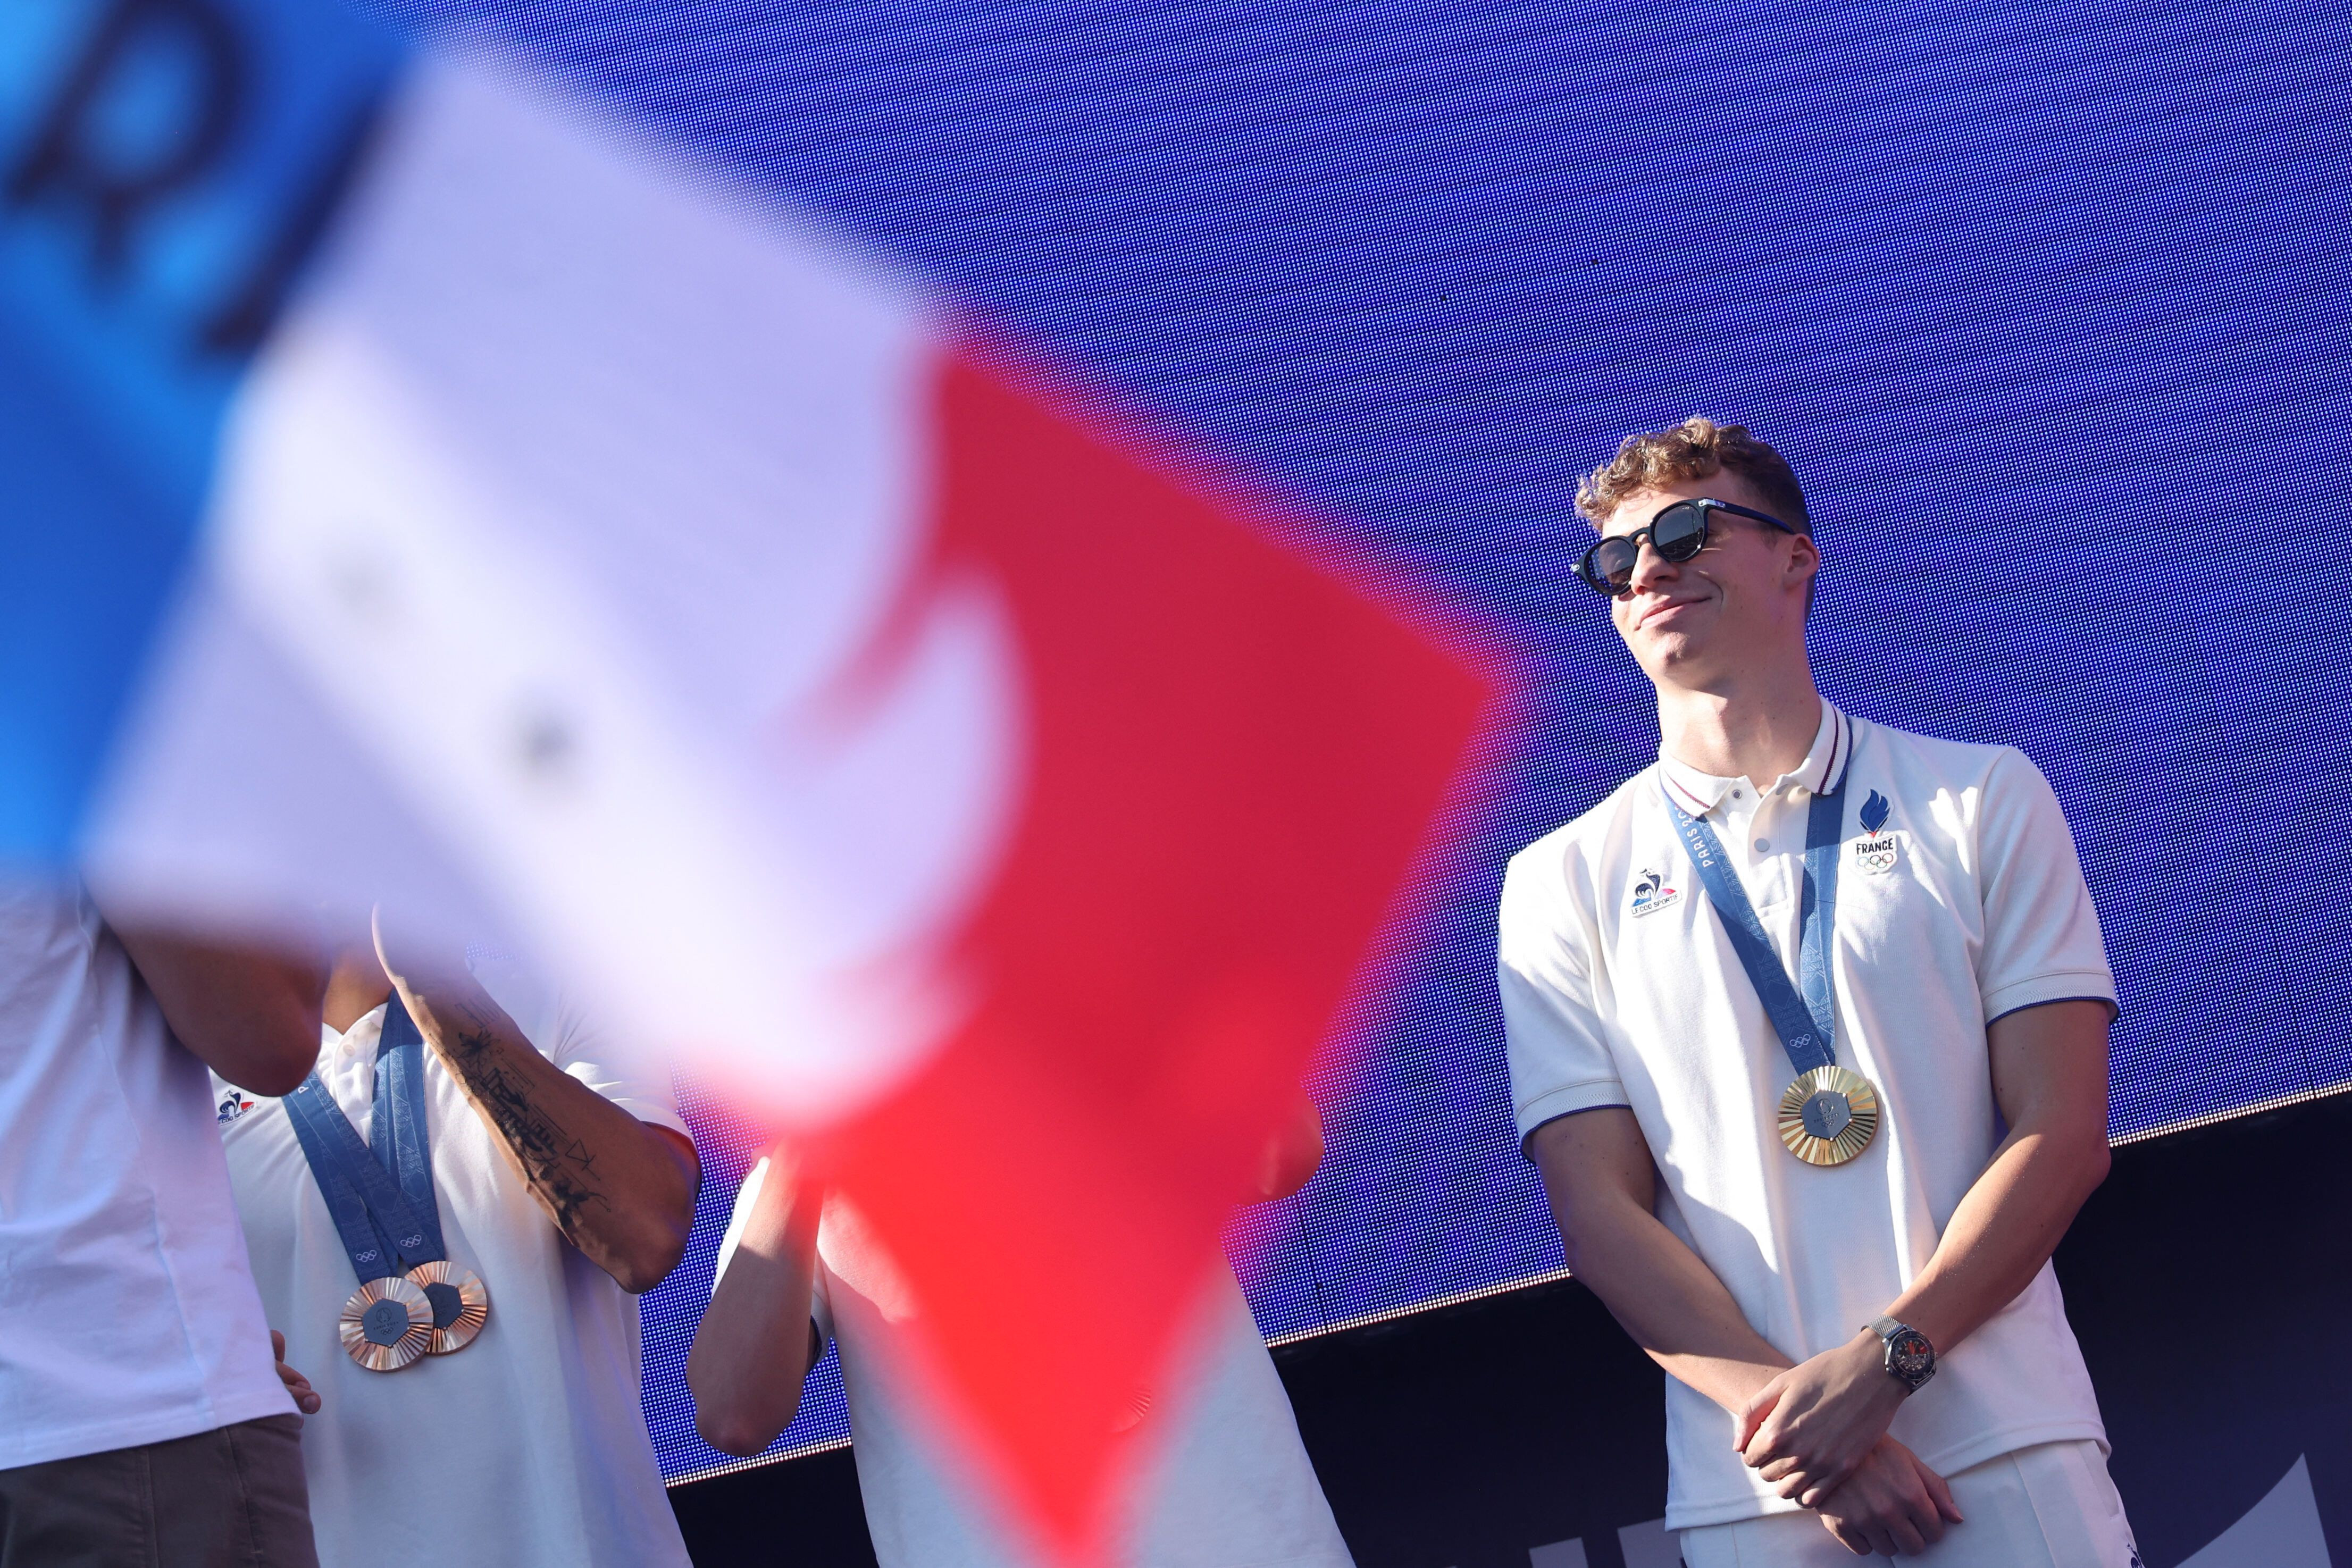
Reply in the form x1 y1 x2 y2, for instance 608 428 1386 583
1498 418 2139 1565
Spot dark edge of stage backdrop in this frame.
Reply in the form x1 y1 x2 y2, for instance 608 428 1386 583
670 1089 2352 1568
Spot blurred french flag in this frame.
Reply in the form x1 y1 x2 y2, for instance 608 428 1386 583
1 3 1492 1559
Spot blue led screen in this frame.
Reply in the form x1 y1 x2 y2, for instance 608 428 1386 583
408 0 2352 1479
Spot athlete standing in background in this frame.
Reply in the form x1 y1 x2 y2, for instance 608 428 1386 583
688 1094 1356 1567
215 911 701 1568
1499 418 2140 1565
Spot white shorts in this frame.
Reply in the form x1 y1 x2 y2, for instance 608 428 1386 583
1678 1440 2141 1568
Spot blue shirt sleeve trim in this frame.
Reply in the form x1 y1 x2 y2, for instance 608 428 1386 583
1519 1103 1636 1158
1986 995 2120 1027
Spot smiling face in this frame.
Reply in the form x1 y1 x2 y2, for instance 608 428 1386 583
1597 469 1818 694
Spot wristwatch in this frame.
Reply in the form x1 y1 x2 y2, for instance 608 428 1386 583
1866 1315 1936 1394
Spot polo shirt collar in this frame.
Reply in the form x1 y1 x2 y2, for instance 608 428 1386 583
320 1000 389 1061
1658 700 1851 816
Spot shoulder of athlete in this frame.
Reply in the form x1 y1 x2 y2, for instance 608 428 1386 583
1504 768 1656 885
1847 716 2041 788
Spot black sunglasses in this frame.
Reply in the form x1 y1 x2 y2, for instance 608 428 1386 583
1575 498 1802 597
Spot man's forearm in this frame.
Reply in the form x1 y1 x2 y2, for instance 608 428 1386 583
1572 1198 1794 1411
395 976 698 1292
1882 1118 2107 1353
1529 1110 1789 1413
690 1155 823 1455
104 917 323 1095
1884 1000 2113 1353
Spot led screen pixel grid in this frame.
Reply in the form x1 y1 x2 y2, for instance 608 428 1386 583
411 0 2352 1478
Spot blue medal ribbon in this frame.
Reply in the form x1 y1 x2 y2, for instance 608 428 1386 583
371 996 448 1262
283 993 447 1285
1661 760 1847 1079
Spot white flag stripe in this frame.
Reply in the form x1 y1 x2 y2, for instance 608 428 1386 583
304 56 1023 984
217 317 864 1086
313 56 943 736
80 571 508 954
89 52 1024 1122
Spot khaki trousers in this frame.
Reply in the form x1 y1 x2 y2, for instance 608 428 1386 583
0 1416 319 1568
1679 1440 2141 1568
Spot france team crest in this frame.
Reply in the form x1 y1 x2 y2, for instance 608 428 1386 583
1852 789 1900 874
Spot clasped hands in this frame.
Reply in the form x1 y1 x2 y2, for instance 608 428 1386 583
1735 1332 1964 1557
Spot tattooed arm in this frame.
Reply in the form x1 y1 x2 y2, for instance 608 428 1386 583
373 917 700 1294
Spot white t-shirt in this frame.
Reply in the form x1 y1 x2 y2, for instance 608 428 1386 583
1499 703 2116 1530
215 953 692 1568
0 879 295 1469
717 1160 1355 1567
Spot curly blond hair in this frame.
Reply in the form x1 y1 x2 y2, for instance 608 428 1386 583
1575 416 1810 533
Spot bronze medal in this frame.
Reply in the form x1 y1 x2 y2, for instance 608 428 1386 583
406 1261 491 1355
340 1276 433 1371
1777 1064 1880 1165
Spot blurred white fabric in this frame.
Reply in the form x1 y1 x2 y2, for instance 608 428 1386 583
83 54 1023 1122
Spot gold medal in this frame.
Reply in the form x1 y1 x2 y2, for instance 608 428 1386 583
339 1276 433 1371
406 1261 491 1355
1778 1065 1880 1165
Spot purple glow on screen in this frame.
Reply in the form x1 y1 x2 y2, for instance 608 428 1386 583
405 0 2352 1478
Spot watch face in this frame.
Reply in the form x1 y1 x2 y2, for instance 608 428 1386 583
1889 1330 1935 1382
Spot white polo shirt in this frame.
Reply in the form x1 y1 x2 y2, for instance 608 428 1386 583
1499 703 2116 1530
0 879 294 1470
214 953 692 1568
717 1160 1355 1567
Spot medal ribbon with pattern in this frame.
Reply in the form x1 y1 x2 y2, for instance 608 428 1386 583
1660 732 1881 1165
283 993 491 1369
